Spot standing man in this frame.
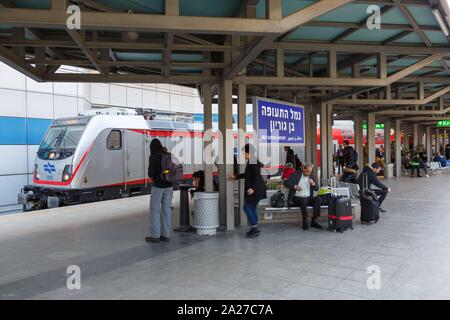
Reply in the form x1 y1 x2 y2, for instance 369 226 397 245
284 164 323 230
343 140 356 167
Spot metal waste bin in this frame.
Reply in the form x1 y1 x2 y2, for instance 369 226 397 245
194 192 219 236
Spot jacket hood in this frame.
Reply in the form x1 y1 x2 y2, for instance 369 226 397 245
150 138 164 154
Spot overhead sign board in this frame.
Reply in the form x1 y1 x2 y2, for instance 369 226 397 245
437 120 450 127
253 97 305 145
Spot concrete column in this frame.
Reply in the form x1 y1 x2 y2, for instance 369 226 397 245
367 113 376 165
304 104 312 164
320 103 332 179
310 106 319 182
203 84 214 192
395 119 402 178
413 123 419 148
218 80 234 231
436 128 441 154
353 113 364 169
384 119 391 164
426 126 432 159
237 84 247 227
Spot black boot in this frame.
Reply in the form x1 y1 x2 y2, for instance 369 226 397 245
302 218 310 230
311 218 324 230
246 227 260 238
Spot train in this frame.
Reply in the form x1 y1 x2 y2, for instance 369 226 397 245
17 113 392 212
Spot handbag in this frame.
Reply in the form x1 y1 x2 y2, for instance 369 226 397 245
270 191 286 208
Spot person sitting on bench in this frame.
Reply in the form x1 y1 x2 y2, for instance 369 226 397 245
357 163 391 213
283 164 323 230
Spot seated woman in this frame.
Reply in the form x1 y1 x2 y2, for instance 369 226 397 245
340 163 359 184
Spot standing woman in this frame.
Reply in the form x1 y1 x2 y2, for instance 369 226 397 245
229 144 267 238
146 138 174 243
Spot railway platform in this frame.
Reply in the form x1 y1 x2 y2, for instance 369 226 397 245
1 175 450 300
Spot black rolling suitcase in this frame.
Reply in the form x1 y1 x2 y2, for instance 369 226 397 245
328 195 353 233
359 173 380 224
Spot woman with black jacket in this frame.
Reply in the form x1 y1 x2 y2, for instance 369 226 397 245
146 139 174 244
229 144 267 238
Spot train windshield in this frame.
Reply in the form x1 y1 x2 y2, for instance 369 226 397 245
38 124 86 160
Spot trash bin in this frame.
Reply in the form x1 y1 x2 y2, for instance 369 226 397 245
384 163 394 179
193 192 219 236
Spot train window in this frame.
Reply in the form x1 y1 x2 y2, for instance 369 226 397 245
107 130 122 150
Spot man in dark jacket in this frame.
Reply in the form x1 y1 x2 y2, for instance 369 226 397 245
342 140 356 167
230 144 267 238
284 164 323 230
357 163 391 212
146 139 174 244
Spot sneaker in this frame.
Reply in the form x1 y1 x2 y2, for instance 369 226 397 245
246 227 260 238
380 208 387 213
426 174 430 178
145 237 160 243
311 219 324 230
160 236 170 242
302 219 310 230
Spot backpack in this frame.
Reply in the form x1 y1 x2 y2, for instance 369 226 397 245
270 191 286 208
294 154 302 170
160 153 184 184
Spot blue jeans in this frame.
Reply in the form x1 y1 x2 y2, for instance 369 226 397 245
149 186 174 238
243 201 259 227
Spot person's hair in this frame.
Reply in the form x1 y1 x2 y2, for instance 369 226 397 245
150 138 164 154
371 162 380 169
343 140 350 146
192 170 205 188
303 163 314 171
244 143 255 154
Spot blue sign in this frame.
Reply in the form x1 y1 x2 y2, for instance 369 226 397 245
255 97 305 145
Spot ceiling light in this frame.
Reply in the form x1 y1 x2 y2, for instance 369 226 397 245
432 8 449 36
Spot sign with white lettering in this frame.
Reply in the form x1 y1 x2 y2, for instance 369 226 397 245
253 97 305 145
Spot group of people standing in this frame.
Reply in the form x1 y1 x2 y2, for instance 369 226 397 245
145 138 391 242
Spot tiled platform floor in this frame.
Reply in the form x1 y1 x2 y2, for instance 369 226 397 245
1 175 450 300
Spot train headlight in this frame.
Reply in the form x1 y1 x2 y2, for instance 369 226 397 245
34 164 40 180
62 165 73 182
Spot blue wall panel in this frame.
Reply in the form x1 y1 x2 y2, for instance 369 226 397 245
0 116 52 145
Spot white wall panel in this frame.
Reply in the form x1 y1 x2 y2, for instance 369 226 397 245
54 82 78 96
0 145 27 175
54 95 78 118
90 83 110 105
77 98 91 115
26 77 53 94
127 86 143 108
0 63 26 90
0 88 26 117
143 88 157 108
26 92 54 119
110 84 127 107
0 174 27 206
157 91 170 110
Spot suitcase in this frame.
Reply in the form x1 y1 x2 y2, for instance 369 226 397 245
328 195 353 233
359 173 380 224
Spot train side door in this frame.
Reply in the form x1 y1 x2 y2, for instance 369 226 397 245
124 130 145 188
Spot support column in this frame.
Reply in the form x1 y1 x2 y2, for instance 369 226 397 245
413 123 419 149
310 105 319 182
203 84 214 192
436 128 441 154
426 126 432 159
237 84 247 227
354 113 364 169
384 119 391 164
304 104 312 164
367 113 376 165
218 80 234 231
320 103 332 180
395 120 402 178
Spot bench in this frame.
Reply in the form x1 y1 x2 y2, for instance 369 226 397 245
259 187 360 223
